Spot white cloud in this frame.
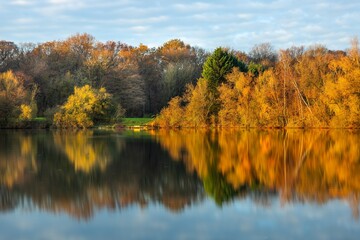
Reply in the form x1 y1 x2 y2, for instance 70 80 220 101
10 0 34 6
110 15 168 26
335 13 359 25
237 14 253 20
1 0 359 51
173 2 220 11
14 18 35 24
48 0 72 4
130 25 150 32
35 1 85 16
288 8 306 17
302 24 325 34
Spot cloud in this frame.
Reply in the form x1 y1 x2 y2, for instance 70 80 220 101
237 14 253 20
130 25 150 33
48 0 76 5
1 0 359 51
10 0 35 6
301 24 326 34
14 18 35 24
24 0 86 17
335 13 359 26
48 0 72 4
173 2 220 11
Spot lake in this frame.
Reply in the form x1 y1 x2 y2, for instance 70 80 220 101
0 129 359 239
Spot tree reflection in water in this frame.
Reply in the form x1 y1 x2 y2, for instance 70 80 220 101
152 129 360 217
0 129 359 220
0 130 203 220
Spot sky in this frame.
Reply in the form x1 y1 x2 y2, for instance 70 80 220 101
0 0 359 52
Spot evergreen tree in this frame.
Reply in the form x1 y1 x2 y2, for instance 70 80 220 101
202 47 247 94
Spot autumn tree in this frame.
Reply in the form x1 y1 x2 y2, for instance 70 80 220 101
16 34 97 115
162 61 199 102
249 42 277 68
0 41 19 72
218 69 251 127
184 78 218 127
254 69 284 126
199 48 247 122
0 71 27 124
324 38 360 127
154 96 185 128
158 39 192 63
276 49 299 127
218 68 271 127
53 85 116 128
293 45 338 126
103 44 146 116
19 104 33 120
85 41 122 88
158 39 205 108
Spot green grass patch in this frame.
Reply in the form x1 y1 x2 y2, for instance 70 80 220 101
34 117 47 121
121 118 154 126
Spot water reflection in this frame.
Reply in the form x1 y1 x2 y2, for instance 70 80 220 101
0 129 359 220
152 129 360 217
53 131 113 172
0 130 203 220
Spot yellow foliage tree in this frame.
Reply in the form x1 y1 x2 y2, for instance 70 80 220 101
218 69 256 127
0 70 27 123
324 39 360 127
154 96 184 128
19 104 32 120
153 78 214 128
253 69 285 126
218 83 241 127
184 78 214 127
54 85 115 128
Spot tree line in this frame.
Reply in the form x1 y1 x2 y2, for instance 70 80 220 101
155 38 360 128
1 33 359 128
0 33 206 127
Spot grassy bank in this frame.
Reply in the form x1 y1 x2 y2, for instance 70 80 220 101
1 117 155 129
97 118 154 130
121 118 154 127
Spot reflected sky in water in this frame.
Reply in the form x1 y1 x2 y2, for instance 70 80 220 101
0 129 359 239
0 199 358 240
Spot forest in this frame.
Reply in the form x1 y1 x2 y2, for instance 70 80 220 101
0 33 359 128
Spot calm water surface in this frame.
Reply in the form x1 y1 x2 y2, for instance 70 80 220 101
0 129 359 239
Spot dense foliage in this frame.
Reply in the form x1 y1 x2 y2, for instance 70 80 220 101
202 47 247 94
53 85 116 128
155 40 360 128
0 70 37 124
0 35 206 128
